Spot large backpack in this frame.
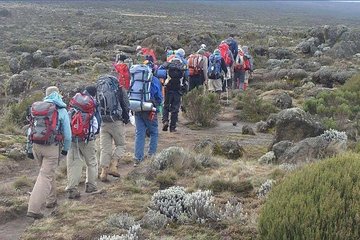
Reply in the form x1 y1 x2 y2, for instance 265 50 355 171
218 43 233 66
114 63 130 90
141 48 157 63
208 54 222 79
234 52 244 72
167 58 185 79
128 64 154 112
225 38 238 60
188 54 204 76
96 75 122 122
29 101 62 145
69 93 96 141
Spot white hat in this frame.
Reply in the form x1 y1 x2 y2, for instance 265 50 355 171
200 44 206 49
45 86 59 96
176 48 185 58
136 45 142 51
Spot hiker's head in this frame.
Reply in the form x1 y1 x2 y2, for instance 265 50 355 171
45 86 59 97
200 44 206 50
165 46 172 52
213 49 220 55
85 85 97 97
136 45 142 52
229 34 235 38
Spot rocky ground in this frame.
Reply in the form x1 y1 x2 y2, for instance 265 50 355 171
0 1 359 239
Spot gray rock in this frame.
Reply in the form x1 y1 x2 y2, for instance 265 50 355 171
326 29 360 58
93 63 110 74
268 47 296 60
195 139 244 160
44 55 55 67
273 92 292 109
272 140 293 159
19 52 34 71
312 67 355 87
9 58 20 74
58 50 81 64
33 50 47 68
254 46 268 56
6 72 31 95
314 50 322 57
296 37 320 54
266 113 278 129
242 125 255 135
272 107 325 146
258 151 276 164
0 8 11 17
287 69 308 80
256 121 270 133
114 45 135 53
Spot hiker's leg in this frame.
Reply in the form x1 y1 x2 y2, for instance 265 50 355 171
81 141 97 188
146 113 159 156
170 92 181 131
28 144 58 214
188 76 196 92
208 79 215 92
111 121 126 161
65 143 84 191
162 89 170 124
134 113 146 161
99 124 112 168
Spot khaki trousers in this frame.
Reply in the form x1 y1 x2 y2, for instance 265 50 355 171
28 143 59 214
99 121 126 167
66 140 97 190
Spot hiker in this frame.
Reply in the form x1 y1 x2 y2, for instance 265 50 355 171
241 46 254 90
199 44 211 58
208 49 228 96
97 75 130 182
188 49 208 91
136 45 157 64
225 35 239 62
128 63 163 166
218 41 234 91
65 86 101 199
165 46 176 62
114 54 131 91
162 48 188 132
234 46 246 90
26 86 71 219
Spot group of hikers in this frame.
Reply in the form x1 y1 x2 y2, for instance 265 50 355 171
25 36 253 219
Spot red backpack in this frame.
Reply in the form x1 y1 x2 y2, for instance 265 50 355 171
243 58 251 71
30 101 62 144
69 93 96 141
188 54 204 76
234 52 244 72
218 43 233 66
141 48 157 63
114 63 130 90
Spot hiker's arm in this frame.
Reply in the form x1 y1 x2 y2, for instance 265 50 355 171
59 108 72 152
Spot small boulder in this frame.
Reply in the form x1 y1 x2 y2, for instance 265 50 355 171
273 92 292 109
9 58 20 74
242 125 255 135
258 151 276 164
256 121 270 133
19 52 34 71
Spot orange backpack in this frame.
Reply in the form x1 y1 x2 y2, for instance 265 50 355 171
114 63 130 90
188 54 204 76
218 43 233 66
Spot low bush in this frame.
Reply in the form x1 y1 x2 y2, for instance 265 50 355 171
304 74 360 130
182 86 221 127
209 179 253 195
234 89 278 122
259 152 360 240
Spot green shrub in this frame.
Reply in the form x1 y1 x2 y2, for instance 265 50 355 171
259 152 360 240
182 86 221 127
3 92 43 126
303 80 360 129
234 89 278 122
209 179 253 195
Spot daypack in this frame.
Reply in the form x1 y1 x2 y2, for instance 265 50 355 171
225 38 238 60
69 93 96 141
208 54 222 79
114 63 130 90
243 56 251 71
234 52 244 72
96 75 122 122
188 54 204 76
218 43 233 66
167 58 185 79
128 64 154 112
29 101 62 145
141 48 157 63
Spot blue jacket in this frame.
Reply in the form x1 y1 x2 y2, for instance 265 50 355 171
150 76 163 109
44 92 72 151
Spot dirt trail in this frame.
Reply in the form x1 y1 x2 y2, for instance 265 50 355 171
0 117 273 240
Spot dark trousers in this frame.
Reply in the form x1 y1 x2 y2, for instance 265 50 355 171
189 74 205 91
162 90 181 130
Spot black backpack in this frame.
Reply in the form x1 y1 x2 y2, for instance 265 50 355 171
96 75 122 122
167 58 185 79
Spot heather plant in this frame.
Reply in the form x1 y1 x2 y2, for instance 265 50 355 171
234 89 278 122
140 210 168 229
182 86 221 127
259 152 360 240
183 190 219 223
220 201 247 223
106 213 136 230
99 224 141 240
257 179 275 198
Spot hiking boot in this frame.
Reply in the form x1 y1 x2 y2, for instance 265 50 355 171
170 128 177 133
45 200 57 208
27 212 44 219
108 160 120 178
133 159 141 167
162 121 169 131
67 189 80 199
85 183 97 193
99 167 108 182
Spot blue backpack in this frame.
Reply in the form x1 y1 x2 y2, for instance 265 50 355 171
208 54 222 79
226 38 238 61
